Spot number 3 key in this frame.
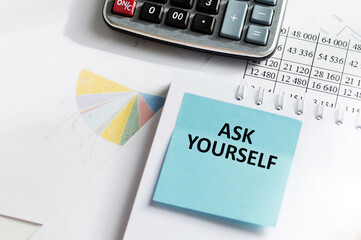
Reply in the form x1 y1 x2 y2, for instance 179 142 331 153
196 0 220 14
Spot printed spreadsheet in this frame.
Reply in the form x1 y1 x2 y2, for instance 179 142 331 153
244 26 361 113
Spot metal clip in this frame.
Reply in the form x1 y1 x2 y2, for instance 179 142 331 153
335 104 344 125
356 111 361 130
296 97 304 115
255 85 265 105
315 102 324 120
235 79 246 101
275 90 285 111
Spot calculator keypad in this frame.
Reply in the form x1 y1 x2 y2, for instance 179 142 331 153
219 0 247 40
149 0 167 3
191 14 216 35
170 0 194 9
165 8 190 29
245 25 269 46
112 0 137 17
255 0 276 6
106 0 287 59
139 2 164 23
196 0 220 14
250 5 273 26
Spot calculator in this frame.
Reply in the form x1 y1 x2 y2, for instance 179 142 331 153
103 0 287 59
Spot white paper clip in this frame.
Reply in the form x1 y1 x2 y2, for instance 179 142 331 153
275 90 284 111
235 79 246 101
255 85 265 105
356 111 361 130
335 104 344 125
315 102 324 120
296 97 304 115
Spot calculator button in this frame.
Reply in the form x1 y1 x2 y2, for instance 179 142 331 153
148 0 167 3
165 8 190 29
191 14 216 35
170 0 194 9
255 0 276 6
219 0 248 40
112 0 136 17
245 25 269 46
139 3 164 23
196 0 220 14
250 5 273 26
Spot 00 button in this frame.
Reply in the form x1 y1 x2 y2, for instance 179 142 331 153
165 8 190 29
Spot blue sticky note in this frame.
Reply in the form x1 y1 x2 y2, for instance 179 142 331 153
153 93 302 227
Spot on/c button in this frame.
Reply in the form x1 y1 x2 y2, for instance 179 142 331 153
112 0 137 17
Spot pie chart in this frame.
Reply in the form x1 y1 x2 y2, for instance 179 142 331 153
76 69 165 145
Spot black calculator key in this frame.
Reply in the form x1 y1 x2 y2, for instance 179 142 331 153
139 2 164 23
165 8 190 29
255 0 276 6
196 0 220 14
191 14 216 34
170 0 194 9
148 0 167 3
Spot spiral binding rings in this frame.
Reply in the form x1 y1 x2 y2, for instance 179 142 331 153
235 80 246 101
255 86 264 105
356 112 361 130
234 83 360 127
335 104 344 125
275 90 285 111
296 97 304 115
315 102 324 120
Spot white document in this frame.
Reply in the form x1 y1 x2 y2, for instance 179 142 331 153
0 0 210 224
7 0 361 238
0 35 171 223
123 71 361 240
30 112 163 240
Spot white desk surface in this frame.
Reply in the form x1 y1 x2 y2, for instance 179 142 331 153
0 216 38 240
1 0 360 239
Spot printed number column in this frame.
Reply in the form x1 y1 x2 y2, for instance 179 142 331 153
244 28 288 93
274 29 318 99
338 39 361 113
307 36 349 108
